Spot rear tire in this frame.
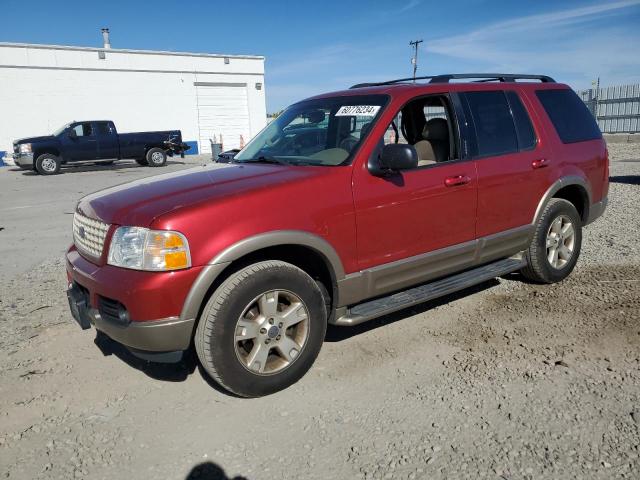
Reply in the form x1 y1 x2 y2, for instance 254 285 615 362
195 261 327 397
35 153 61 175
146 148 167 167
521 198 582 283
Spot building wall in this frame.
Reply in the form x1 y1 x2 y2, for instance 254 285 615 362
0 43 266 157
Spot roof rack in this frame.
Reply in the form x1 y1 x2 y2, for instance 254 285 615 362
349 73 555 89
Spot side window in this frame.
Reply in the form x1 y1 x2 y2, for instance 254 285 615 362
72 122 94 137
95 122 113 135
536 89 602 143
465 91 518 157
381 95 457 167
506 91 536 150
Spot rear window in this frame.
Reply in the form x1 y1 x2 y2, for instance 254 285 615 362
536 89 602 143
464 91 518 157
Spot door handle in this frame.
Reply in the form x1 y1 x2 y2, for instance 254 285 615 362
444 175 471 187
532 158 549 169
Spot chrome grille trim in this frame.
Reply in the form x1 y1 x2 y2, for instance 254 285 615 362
73 213 110 259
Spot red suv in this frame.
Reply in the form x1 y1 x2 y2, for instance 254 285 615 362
66 73 608 397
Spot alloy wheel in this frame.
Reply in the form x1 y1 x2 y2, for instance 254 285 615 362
546 215 575 269
234 290 310 375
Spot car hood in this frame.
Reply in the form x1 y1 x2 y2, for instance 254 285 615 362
14 135 55 144
77 163 331 226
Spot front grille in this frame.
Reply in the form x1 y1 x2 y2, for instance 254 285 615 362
13 143 18 154
73 212 110 259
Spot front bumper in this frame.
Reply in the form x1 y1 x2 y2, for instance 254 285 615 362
66 247 202 352
67 281 195 351
13 152 34 168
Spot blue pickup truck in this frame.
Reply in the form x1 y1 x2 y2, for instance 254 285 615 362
12 120 189 175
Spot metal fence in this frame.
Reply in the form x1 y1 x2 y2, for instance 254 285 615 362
578 83 640 133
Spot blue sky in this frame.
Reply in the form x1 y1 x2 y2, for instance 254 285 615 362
2 0 639 112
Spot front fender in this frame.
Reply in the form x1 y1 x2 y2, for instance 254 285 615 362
179 230 345 322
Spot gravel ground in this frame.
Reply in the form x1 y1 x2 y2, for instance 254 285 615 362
0 144 639 479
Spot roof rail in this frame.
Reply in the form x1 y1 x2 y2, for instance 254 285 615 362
349 73 555 89
350 76 435 89
429 73 555 83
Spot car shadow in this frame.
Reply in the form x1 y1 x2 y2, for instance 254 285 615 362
93 331 196 382
14 159 186 175
325 278 500 342
93 330 243 396
93 277 510 389
185 462 248 480
609 175 640 185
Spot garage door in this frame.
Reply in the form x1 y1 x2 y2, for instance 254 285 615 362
195 82 250 153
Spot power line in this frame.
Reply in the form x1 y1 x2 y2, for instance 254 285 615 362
409 39 423 81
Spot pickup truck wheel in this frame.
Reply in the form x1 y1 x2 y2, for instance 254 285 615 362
521 198 582 283
195 261 327 397
35 154 61 175
146 148 167 167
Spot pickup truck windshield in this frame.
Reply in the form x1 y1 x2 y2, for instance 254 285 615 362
53 124 70 136
234 94 388 166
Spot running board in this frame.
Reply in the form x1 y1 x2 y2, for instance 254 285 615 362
333 257 526 326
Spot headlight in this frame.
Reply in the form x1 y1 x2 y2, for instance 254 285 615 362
19 143 32 153
107 227 191 271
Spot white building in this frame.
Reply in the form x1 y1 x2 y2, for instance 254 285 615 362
0 35 266 160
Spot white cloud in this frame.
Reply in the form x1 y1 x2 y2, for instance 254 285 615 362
424 0 640 89
399 0 422 14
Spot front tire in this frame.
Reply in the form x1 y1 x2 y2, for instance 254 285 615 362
35 153 61 175
195 261 327 397
146 148 167 167
521 198 582 283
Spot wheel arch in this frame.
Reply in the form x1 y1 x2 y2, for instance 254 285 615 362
34 148 61 160
533 176 591 226
146 145 168 155
180 231 345 326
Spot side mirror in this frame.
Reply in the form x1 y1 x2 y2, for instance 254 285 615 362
68 129 77 139
374 144 418 174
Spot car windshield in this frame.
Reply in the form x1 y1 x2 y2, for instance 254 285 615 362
53 124 70 136
234 94 388 166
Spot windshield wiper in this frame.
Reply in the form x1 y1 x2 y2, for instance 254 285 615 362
236 155 289 165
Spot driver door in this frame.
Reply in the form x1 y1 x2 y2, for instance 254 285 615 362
63 122 99 161
351 94 478 297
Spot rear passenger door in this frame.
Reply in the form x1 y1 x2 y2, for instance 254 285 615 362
461 89 552 260
95 121 119 159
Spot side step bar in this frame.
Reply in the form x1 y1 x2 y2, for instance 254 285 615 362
334 257 527 326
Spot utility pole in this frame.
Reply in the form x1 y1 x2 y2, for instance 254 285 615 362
591 77 600 121
409 39 423 81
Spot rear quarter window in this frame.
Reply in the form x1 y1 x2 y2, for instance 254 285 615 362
536 89 602 144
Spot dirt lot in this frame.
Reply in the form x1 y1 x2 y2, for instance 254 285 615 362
1 146 639 480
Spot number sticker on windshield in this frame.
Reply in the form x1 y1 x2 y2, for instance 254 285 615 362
335 105 381 117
